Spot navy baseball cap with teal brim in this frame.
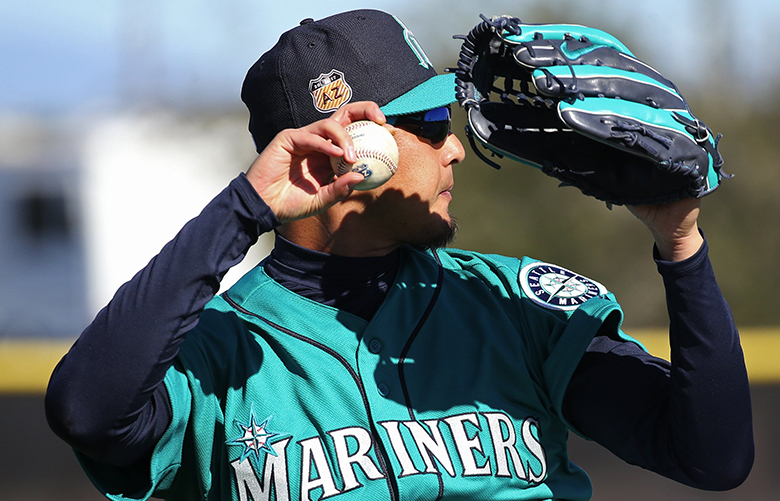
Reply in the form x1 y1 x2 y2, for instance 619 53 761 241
242 9 457 152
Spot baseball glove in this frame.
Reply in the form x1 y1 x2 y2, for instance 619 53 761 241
453 15 728 206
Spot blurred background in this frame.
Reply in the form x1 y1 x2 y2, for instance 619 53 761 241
1 0 778 499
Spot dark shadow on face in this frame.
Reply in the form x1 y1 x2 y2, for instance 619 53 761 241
330 186 458 252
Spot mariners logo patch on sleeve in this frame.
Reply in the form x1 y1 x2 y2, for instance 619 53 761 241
519 262 607 311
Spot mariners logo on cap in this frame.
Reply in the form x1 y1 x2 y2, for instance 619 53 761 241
309 69 353 113
519 262 607 311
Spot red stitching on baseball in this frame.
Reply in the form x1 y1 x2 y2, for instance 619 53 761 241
353 148 398 174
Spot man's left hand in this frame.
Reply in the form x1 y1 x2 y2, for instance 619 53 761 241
627 198 703 262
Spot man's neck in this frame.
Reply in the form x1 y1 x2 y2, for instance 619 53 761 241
264 233 401 321
277 216 400 257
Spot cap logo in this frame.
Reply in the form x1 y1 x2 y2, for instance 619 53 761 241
392 15 432 69
309 69 353 113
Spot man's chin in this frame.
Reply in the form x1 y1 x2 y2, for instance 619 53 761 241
418 216 458 250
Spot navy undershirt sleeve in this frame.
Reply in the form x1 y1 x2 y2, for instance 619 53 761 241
45 173 279 467
563 238 754 490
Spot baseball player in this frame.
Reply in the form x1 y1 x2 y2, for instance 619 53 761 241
46 9 753 501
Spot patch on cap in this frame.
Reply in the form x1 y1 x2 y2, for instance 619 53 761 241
309 69 353 113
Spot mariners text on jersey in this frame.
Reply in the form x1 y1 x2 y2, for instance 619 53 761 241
229 410 547 501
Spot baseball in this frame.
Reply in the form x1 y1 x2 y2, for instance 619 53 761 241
330 120 399 191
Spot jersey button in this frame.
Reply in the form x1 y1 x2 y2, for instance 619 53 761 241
369 338 382 354
377 383 390 397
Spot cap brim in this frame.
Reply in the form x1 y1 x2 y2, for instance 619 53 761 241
380 73 457 117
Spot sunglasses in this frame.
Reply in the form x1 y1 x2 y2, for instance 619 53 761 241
386 106 451 144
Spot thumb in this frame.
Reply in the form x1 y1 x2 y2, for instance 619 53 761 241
315 172 365 209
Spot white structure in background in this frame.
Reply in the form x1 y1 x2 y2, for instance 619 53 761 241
0 115 86 338
81 111 272 316
0 111 272 338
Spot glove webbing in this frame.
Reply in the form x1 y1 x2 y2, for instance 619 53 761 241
453 15 522 110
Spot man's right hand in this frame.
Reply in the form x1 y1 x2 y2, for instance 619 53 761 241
245 101 386 223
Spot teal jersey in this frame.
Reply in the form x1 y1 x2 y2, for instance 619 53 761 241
82 245 633 501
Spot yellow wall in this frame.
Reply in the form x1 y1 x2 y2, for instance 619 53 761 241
1 328 779 393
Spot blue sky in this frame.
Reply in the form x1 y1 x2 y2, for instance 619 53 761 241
1 0 778 114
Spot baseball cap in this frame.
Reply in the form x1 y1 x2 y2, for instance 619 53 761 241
241 9 457 151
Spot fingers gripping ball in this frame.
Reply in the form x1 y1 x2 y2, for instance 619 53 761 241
330 121 399 191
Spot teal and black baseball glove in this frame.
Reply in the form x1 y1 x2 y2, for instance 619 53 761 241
454 15 728 206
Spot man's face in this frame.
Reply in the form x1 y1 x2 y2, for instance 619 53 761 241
350 112 466 249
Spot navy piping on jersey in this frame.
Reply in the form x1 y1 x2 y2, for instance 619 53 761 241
398 249 445 423
396 249 446 501
223 292 400 501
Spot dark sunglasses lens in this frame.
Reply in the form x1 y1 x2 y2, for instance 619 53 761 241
419 122 450 143
387 106 451 143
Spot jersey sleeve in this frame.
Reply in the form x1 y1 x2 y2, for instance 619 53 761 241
73 302 257 501
438 249 634 427
73 368 193 501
